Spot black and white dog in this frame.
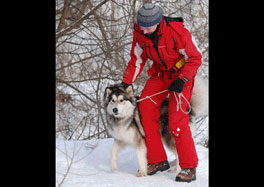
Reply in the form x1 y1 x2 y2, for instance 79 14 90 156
103 76 208 177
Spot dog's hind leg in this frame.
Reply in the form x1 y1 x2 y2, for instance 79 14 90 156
168 158 181 173
167 147 181 173
135 140 147 177
111 139 126 172
169 158 177 167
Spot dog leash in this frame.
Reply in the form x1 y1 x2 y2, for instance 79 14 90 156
137 89 191 114
136 89 168 104
173 92 191 114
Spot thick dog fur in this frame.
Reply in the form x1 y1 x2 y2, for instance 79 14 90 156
103 75 208 177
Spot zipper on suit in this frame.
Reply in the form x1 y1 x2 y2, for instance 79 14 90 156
135 28 168 70
144 45 151 59
152 36 168 71
148 46 154 60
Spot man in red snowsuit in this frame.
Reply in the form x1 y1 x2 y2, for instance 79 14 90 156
122 3 202 182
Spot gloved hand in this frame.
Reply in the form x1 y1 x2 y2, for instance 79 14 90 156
121 82 130 89
168 78 185 93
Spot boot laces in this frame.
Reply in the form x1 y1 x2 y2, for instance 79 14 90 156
180 168 191 175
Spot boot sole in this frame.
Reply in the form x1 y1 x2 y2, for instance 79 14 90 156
147 164 170 175
175 175 196 182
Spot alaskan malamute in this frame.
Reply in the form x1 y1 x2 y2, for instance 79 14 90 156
103 76 208 177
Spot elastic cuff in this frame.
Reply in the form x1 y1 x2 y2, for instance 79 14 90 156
178 74 189 83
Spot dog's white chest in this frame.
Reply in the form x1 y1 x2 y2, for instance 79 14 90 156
108 126 135 144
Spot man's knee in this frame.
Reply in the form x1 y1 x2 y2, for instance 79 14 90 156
169 116 190 137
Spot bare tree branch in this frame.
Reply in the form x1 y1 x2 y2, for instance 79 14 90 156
56 0 110 40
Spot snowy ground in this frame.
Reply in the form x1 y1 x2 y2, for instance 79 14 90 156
56 138 208 187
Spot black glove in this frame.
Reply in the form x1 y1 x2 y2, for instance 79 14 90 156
168 78 185 93
121 82 130 89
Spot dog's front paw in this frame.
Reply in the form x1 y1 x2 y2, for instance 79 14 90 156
136 170 147 177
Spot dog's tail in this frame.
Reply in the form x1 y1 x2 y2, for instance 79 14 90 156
190 75 208 118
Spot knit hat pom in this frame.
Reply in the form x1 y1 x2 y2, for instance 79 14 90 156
136 3 163 27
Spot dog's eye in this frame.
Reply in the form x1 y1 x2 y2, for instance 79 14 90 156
120 99 124 102
111 99 115 103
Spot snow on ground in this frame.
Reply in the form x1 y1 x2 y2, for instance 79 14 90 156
56 138 208 187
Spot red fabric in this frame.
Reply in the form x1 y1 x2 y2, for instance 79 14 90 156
123 16 201 168
122 16 202 85
138 71 198 168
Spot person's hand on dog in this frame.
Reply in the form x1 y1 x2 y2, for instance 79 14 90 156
168 78 185 93
121 82 131 89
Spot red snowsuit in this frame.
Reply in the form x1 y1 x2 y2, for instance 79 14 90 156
122 16 202 168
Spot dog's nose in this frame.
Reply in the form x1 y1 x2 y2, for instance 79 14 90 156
113 108 118 114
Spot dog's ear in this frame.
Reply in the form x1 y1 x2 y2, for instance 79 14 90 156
104 87 112 100
125 85 134 98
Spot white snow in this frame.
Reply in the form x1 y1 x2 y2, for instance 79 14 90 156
56 138 208 187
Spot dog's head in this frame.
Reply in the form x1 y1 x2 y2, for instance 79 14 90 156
104 84 136 119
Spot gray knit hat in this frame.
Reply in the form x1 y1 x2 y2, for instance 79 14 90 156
136 3 163 27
